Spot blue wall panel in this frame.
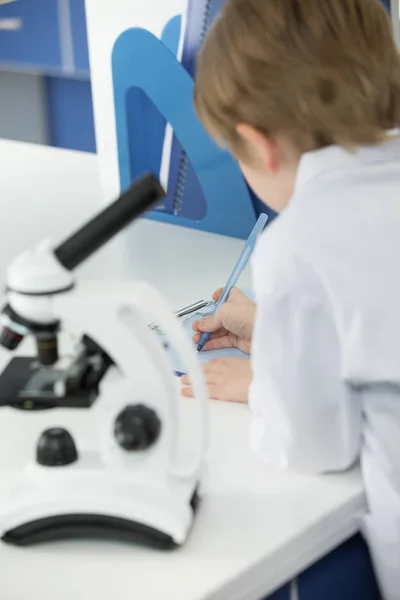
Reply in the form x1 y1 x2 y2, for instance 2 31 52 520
69 0 90 74
45 77 96 153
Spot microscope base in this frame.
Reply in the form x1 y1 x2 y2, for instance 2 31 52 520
0 454 200 549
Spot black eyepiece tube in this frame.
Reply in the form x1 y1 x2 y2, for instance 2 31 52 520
54 174 165 271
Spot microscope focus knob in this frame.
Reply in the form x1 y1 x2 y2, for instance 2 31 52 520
36 428 78 467
114 405 161 451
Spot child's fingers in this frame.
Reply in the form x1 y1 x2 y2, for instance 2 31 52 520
191 319 227 336
181 382 237 402
181 361 224 389
202 366 225 383
228 287 249 304
181 381 221 399
191 332 233 351
212 287 244 304
195 305 230 334
212 288 224 302
192 320 202 333
192 333 233 352
192 320 209 333
181 385 194 398
211 287 248 305
181 357 250 404
192 327 226 341
201 335 234 351
181 370 233 401
203 359 230 376
181 360 227 388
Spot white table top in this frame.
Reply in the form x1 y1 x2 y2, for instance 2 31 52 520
0 141 365 600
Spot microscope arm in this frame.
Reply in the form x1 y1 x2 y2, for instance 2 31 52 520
54 281 209 480
0 174 209 478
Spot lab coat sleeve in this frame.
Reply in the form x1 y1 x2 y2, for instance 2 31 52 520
249 270 362 474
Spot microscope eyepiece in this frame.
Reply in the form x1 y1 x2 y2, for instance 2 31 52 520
0 304 60 364
0 325 24 351
0 305 27 351
54 174 165 271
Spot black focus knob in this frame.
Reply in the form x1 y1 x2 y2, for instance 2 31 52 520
36 428 78 467
114 404 161 451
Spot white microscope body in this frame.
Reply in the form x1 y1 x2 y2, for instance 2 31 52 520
0 175 209 548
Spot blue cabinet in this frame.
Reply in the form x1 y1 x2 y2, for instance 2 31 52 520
69 0 90 74
0 0 62 70
0 0 90 75
46 77 96 153
298 535 381 600
268 585 290 600
261 535 381 600
0 0 95 153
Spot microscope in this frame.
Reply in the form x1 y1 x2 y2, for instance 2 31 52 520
0 175 209 549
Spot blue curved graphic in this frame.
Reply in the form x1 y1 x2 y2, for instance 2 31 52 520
161 14 181 55
112 27 256 239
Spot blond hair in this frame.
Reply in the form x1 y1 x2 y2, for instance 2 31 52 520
194 0 400 156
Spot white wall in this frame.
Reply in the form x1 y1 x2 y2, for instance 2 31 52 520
0 71 49 145
0 140 126 286
84 0 184 205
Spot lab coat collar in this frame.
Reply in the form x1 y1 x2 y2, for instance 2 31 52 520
294 130 400 194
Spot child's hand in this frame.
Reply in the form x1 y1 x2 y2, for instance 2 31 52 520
181 358 252 403
192 288 255 354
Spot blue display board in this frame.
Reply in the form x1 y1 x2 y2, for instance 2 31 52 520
112 0 274 239
112 26 256 239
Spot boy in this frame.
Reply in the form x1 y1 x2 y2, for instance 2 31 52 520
180 0 400 597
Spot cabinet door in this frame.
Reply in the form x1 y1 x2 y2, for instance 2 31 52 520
0 0 62 70
46 77 96 153
69 0 90 74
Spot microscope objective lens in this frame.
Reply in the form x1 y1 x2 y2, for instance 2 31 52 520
36 336 59 367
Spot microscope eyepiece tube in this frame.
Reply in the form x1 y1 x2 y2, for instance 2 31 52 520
54 174 165 271
0 325 24 351
0 305 29 351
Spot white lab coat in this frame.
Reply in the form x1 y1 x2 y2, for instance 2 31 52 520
249 135 400 600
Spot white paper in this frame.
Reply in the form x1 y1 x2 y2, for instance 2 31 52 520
157 301 250 375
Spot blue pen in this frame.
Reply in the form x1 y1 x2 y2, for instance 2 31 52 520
197 213 269 352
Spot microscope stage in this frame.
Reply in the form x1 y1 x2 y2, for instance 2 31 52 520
0 357 98 410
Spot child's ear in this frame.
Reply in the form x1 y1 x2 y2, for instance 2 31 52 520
236 124 278 173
